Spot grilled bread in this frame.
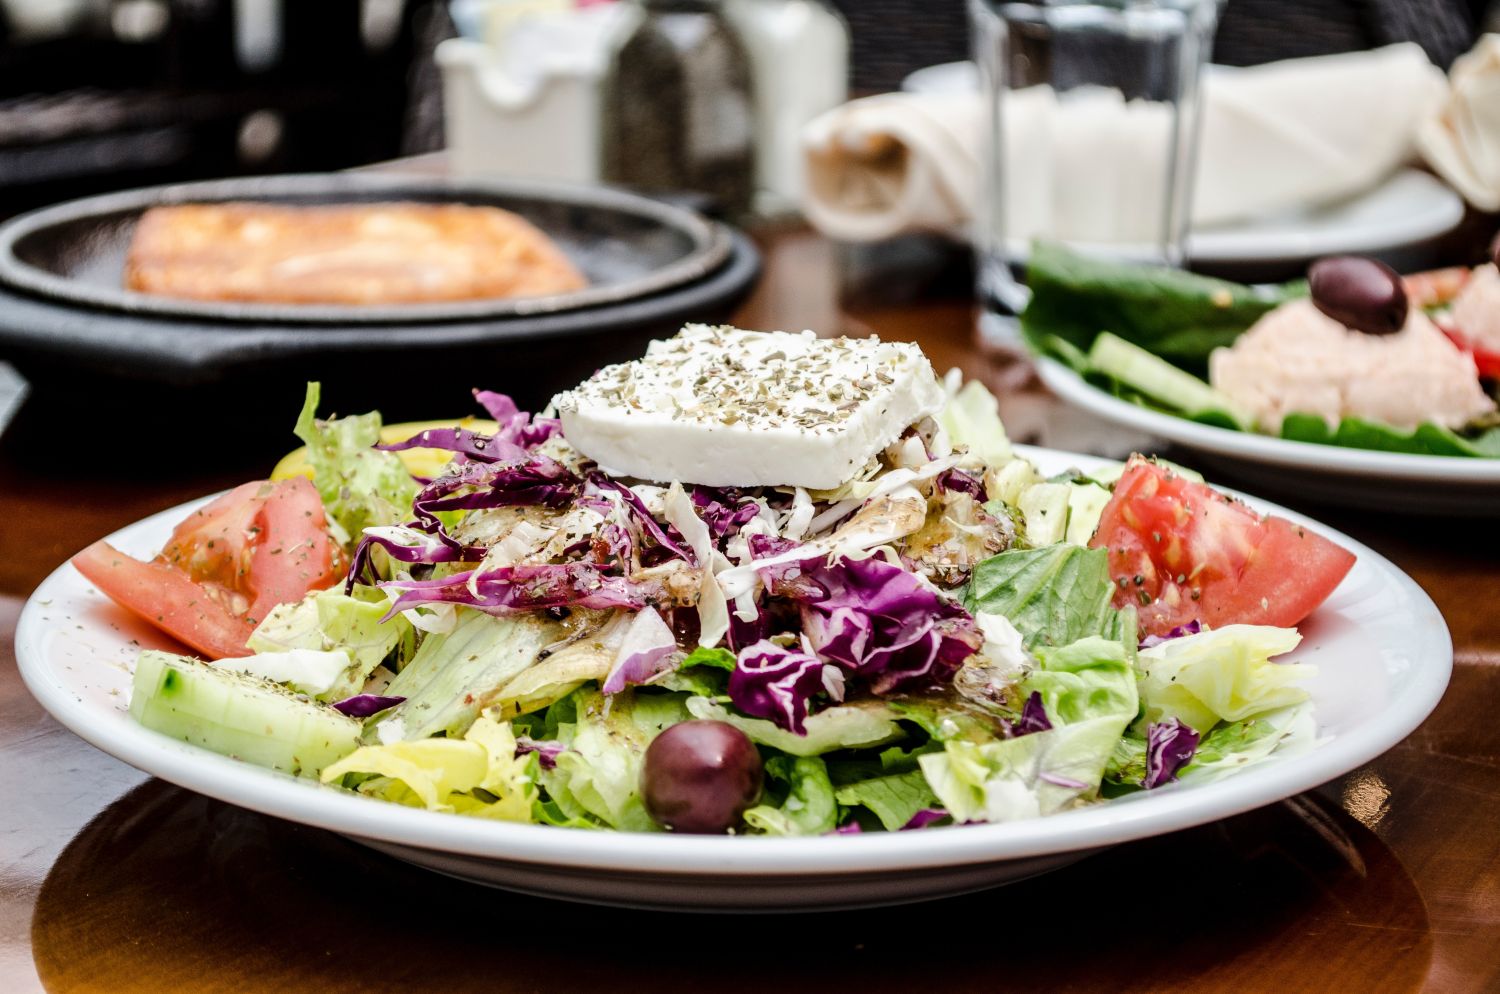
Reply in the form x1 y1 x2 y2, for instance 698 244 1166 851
124 202 587 305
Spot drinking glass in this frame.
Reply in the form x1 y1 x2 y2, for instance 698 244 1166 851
970 0 1218 347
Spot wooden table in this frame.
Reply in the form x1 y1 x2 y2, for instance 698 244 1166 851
3 224 1498 994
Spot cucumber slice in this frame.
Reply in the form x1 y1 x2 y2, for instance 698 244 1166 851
1087 332 1251 429
130 650 360 778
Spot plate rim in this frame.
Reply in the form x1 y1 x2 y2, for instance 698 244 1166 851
15 445 1453 877
1036 358 1500 485
0 173 731 325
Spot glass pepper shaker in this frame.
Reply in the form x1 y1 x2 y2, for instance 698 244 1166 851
602 0 755 217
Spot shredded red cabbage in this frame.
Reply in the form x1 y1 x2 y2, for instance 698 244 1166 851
1143 717 1200 788
347 528 485 589
602 608 679 694
331 694 406 718
381 562 656 617
1140 620 1203 649
472 389 561 448
1011 690 1053 737
585 474 695 564
901 809 949 830
831 821 864 835
690 487 761 541
377 427 528 465
771 554 983 696
936 468 987 501
728 640 835 734
515 736 565 770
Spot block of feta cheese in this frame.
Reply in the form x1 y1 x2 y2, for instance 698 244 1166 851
551 325 945 489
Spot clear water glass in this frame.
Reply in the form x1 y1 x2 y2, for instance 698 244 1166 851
970 0 1218 347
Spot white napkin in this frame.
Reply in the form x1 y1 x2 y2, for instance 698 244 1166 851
801 44 1448 243
1418 34 1500 211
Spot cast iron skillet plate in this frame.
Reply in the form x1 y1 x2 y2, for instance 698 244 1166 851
0 173 731 324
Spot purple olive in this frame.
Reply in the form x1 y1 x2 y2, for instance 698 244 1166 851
1308 256 1408 336
1490 230 1500 268
641 720 763 834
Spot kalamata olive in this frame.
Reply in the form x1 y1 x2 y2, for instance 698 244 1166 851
1308 256 1408 336
641 720 763 833
1490 230 1500 268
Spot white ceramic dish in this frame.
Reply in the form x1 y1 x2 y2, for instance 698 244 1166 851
901 61 1463 266
1037 360 1500 515
15 446 1452 912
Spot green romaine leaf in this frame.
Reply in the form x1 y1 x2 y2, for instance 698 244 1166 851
1136 625 1311 734
1020 241 1303 374
834 767 939 831
964 545 1121 650
293 382 421 549
744 756 839 835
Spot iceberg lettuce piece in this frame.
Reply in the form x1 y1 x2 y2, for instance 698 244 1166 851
320 714 535 820
1022 635 1139 726
1136 625 1310 733
743 756 838 836
293 382 421 548
938 378 1013 468
542 689 689 831
1181 702 1319 783
919 715 1128 822
375 610 566 741
247 586 406 701
685 697 904 757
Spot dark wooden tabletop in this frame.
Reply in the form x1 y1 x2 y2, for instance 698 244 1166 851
2 222 1498 994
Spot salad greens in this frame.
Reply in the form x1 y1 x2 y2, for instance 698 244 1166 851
1025 242 1500 459
125 367 1325 836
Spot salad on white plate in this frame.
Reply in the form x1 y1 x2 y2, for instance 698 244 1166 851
71 324 1357 836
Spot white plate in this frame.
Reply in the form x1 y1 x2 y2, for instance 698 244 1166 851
16 447 1452 912
1037 360 1500 515
902 62 1464 265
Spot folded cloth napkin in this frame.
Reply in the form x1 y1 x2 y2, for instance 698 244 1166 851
1418 34 1500 211
801 43 1448 243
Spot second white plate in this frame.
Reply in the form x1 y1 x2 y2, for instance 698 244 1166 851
1037 359 1500 515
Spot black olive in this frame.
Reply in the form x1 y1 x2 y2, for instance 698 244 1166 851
1308 256 1408 336
641 720 763 834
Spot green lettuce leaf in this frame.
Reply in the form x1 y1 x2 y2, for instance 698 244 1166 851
1280 413 1500 459
743 756 839 836
293 382 421 548
1136 625 1311 733
834 767 939 831
542 689 688 831
938 379 1013 467
964 545 1122 650
686 697 905 757
918 714 1128 823
247 586 406 701
1023 635 1139 726
1181 701 1319 783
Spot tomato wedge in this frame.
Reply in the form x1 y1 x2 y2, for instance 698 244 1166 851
1439 325 1500 380
1088 457 1356 637
72 477 343 659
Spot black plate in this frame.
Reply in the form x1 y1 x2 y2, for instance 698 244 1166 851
0 229 759 456
0 174 731 324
